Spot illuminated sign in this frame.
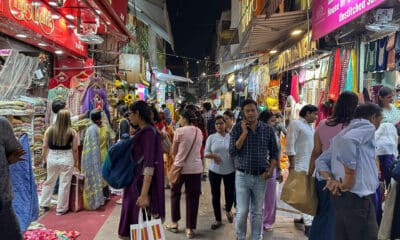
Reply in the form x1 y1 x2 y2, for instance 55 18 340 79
8 0 54 34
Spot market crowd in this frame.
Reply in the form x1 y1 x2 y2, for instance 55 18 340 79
2 88 400 240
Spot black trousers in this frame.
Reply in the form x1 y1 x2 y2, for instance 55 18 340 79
209 170 235 222
331 192 378 240
0 201 23 240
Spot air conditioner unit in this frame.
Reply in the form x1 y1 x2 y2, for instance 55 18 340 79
366 8 400 32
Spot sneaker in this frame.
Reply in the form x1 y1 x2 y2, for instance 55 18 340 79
56 211 67 216
116 198 123 205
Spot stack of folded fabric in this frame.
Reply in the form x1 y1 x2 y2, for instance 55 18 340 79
33 116 45 167
0 101 28 115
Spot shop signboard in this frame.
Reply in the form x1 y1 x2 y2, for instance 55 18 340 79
110 0 128 24
312 0 386 40
0 0 87 57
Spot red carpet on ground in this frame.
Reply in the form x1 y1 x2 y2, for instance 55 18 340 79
39 197 118 240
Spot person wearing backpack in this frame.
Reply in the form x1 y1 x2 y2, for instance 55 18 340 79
118 101 165 239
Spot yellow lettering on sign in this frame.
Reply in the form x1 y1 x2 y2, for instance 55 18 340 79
8 0 55 34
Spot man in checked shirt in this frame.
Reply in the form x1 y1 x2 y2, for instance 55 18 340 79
230 99 279 240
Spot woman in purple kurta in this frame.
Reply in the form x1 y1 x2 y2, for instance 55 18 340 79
118 101 165 238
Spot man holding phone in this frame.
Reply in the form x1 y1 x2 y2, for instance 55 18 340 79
229 99 279 240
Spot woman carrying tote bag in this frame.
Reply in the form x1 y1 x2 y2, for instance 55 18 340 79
165 109 203 239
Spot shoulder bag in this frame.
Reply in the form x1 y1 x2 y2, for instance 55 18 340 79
168 127 198 185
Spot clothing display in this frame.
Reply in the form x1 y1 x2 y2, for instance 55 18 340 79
328 49 341 101
81 77 111 122
376 37 388 72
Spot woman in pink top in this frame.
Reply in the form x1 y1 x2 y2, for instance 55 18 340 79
166 109 203 239
308 91 358 240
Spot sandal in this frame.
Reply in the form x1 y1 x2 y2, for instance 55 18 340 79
186 229 195 239
165 223 178 233
226 212 234 223
211 221 222 230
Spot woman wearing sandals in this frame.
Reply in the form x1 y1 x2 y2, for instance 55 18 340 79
166 109 203 239
204 115 235 230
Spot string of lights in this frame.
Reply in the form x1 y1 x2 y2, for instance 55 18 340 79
156 51 216 63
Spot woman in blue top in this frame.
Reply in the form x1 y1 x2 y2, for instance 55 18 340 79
205 115 235 230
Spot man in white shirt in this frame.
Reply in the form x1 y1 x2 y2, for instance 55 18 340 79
51 100 87 124
285 104 318 236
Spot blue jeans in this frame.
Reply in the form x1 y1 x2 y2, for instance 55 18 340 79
235 171 267 240
309 179 334 240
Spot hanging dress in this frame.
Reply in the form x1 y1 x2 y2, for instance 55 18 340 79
328 49 341 101
366 41 378 72
376 37 388 72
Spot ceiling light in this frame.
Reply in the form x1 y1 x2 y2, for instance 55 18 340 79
270 50 278 54
55 50 63 55
66 14 75 20
38 43 47 46
106 21 111 25
96 10 102 14
48 1 58 7
291 29 302 36
67 24 75 29
52 14 60 19
16 34 27 38
31 2 40 6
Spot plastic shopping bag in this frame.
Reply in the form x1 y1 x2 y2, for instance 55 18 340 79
130 209 166 240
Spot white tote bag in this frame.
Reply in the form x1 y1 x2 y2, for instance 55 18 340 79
130 209 166 240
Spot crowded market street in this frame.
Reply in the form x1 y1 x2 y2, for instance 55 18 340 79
2 0 400 240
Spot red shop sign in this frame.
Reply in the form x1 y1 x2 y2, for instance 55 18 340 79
1 0 87 57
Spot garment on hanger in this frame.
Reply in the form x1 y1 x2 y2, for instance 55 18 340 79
339 48 351 93
67 85 87 116
290 74 299 102
328 49 341 101
70 71 91 89
351 50 358 93
344 54 354 92
48 72 70 89
48 85 69 101
366 41 378 72
81 79 110 122
376 37 388 71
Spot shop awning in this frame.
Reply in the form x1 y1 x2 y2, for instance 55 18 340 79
153 70 193 84
128 0 174 49
219 55 260 75
237 11 308 54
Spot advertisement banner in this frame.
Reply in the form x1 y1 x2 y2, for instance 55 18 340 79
312 0 385 40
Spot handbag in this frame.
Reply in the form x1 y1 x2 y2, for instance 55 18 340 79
130 209 166 240
69 172 84 212
168 127 198 185
160 131 172 154
280 171 318 216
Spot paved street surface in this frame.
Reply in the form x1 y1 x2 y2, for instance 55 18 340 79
94 180 307 240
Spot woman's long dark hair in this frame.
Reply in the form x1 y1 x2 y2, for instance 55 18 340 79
378 86 393 107
150 105 161 123
326 91 359 127
130 100 152 124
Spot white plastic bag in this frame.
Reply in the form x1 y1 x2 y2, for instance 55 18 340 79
130 209 166 240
